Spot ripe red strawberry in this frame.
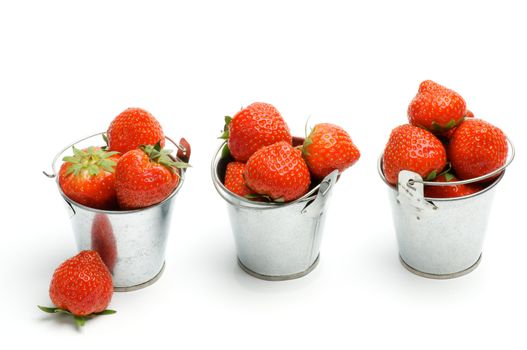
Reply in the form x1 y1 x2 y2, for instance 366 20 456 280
91 214 117 272
424 173 483 198
39 250 115 327
224 162 254 197
223 102 292 162
440 109 474 140
115 143 188 209
408 80 467 132
448 118 508 180
59 146 120 210
382 124 447 185
107 108 165 153
302 123 360 179
244 141 311 202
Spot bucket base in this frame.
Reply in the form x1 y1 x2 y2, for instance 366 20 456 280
237 255 320 281
399 254 482 279
114 262 166 292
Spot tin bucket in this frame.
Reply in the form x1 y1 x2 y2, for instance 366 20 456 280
211 142 339 281
44 132 191 291
378 138 515 279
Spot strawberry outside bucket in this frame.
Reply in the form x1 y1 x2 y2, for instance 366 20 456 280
377 137 515 279
211 141 339 281
44 132 191 291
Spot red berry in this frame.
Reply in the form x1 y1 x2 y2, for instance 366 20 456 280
107 108 165 154
303 123 360 179
439 109 475 140
448 119 508 180
244 141 311 202
424 173 482 198
227 102 292 162
224 162 254 197
49 251 113 316
91 214 117 272
115 143 186 209
408 80 467 132
59 147 120 210
382 124 447 185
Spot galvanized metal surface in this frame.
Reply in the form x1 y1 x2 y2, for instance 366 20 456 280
46 133 188 290
377 135 514 278
390 170 500 276
212 142 338 280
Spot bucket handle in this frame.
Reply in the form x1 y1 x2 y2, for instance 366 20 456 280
301 170 339 216
43 132 191 179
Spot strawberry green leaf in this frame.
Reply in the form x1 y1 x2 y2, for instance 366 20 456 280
87 164 100 176
425 170 438 181
224 116 232 125
302 137 313 156
93 309 117 315
444 172 455 182
221 144 231 159
63 156 80 164
74 316 86 328
38 306 60 313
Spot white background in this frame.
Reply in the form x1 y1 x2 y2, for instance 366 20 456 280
1 0 525 348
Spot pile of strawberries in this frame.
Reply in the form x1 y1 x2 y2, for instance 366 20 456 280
39 108 190 327
382 80 508 198
59 107 189 210
220 102 360 202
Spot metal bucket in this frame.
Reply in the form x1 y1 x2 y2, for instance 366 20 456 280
378 138 515 279
44 133 190 291
211 142 338 281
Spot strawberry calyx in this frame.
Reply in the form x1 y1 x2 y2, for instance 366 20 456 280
430 116 465 133
38 305 116 328
63 146 119 176
219 116 232 140
140 141 191 172
219 116 232 159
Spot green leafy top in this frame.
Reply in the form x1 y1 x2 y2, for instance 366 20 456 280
140 141 190 172
63 146 119 176
38 305 116 328
219 116 232 140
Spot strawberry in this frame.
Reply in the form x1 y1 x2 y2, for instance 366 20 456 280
91 214 117 272
382 124 447 185
58 146 120 210
408 80 467 132
224 162 254 197
244 141 311 202
107 107 165 154
440 109 474 140
222 102 292 162
302 123 360 179
38 250 115 327
115 142 188 209
424 173 483 198
448 118 508 180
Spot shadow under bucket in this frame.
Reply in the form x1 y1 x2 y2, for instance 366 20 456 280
211 142 338 281
44 133 190 291
378 137 515 279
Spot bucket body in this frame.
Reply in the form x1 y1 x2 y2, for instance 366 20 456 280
212 143 337 280
47 133 189 291
378 142 513 278
387 170 502 277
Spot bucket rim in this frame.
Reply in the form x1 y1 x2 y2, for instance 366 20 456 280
211 141 325 209
45 132 187 215
377 135 514 201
